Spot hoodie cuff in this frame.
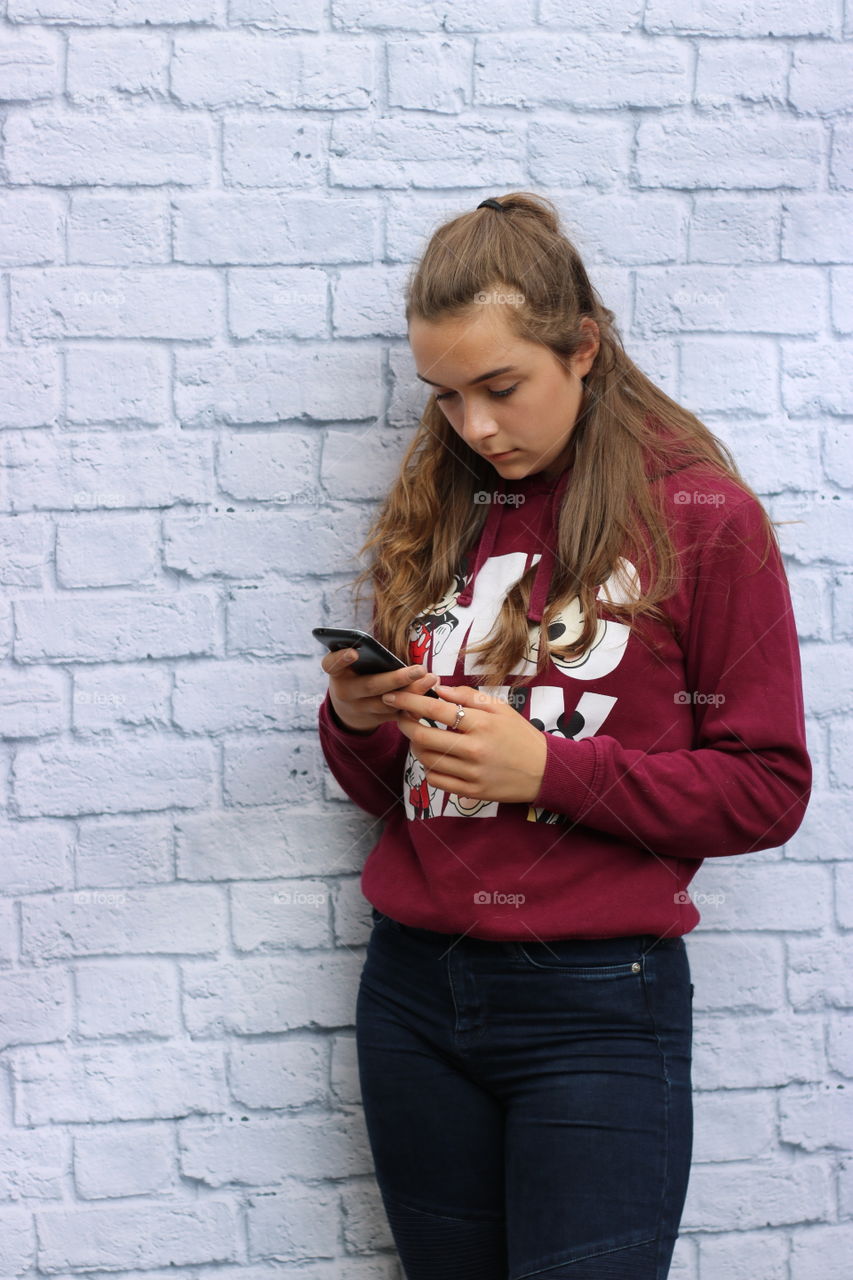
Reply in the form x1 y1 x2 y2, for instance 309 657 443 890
532 733 599 819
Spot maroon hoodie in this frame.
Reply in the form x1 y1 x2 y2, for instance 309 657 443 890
317 457 812 940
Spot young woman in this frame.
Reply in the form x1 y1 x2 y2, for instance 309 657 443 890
317 192 812 1280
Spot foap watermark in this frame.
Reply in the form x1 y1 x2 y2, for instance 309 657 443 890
473 890 526 907
473 289 525 306
474 490 525 505
73 890 128 906
273 889 327 906
671 287 725 308
76 691 127 708
71 491 129 507
274 691 324 708
674 890 725 907
72 290 126 308
275 291 323 306
673 491 727 506
272 488 324 505
674 690 725 707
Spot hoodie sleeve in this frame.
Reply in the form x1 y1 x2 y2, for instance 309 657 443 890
317 689 409 820
532 495 812 859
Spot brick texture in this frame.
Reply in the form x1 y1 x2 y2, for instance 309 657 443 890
0 2 850 1277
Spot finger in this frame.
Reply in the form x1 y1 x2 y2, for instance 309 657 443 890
378 665 428 693
381 687 447 710
381 689 469 736
324 647 357 673
429 683 499 710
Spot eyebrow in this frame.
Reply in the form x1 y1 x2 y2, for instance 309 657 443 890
415 364 520 388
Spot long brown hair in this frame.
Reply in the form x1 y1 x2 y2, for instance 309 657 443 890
343 191 778 689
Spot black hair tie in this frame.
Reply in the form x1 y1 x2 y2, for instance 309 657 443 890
477 198 506 211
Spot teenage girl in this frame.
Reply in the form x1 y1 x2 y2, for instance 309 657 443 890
317 192 812 1280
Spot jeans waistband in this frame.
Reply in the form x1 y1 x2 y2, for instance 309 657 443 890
371 909 671 953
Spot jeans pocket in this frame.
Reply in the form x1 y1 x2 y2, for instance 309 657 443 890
514 937 644 977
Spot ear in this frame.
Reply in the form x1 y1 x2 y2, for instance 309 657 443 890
576 317 601 376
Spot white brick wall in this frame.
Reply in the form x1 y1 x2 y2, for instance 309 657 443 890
0 1 850 1276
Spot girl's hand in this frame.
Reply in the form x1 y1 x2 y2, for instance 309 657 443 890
381 683 548 805
321 648 440 734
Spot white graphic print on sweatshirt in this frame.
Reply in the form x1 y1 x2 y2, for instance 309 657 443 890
405 551 639 823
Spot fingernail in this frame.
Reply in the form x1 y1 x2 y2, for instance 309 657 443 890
382 693 397 704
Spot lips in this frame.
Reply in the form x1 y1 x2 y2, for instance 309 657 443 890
484 450 516 459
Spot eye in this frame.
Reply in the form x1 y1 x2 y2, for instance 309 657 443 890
434 385 518 402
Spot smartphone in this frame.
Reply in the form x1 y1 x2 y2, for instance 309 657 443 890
313 626 443 727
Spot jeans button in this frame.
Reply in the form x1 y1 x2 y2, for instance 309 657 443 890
632 962 641 973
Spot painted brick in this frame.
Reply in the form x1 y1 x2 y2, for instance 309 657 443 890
644 0 836 37
10 267 221 339
226 268 327 339
8 0 220 19
75 960 180 1039
329 115 526 187
8 1041 228 1125
228 1037 327 1109
787 936 853 1009
182 952 362 1034
21 885 226 958
5 430 212 511
682 1156 831 1230
175 807 374 880
0 820 68 894
0 191 63 265
689 195 781 263
73 1123 176 1198
636 115 822 189
790 43 853 113
387 37 473 112
634 265 823 335
0 6 849 1273
230 0 324 29
0 349 61 430
4 106 215 186
13 592 217 661
68 193 170 265
172 194 375 265
693 1014 824 1088
529 117 633 190
66 30 169 104
35 1199 239 1271
222 116 326 188
246 1178 341 1259
0 26 62 100
0 665 66 737
695 38 788 105
173 344 382 423
477 33 691 108
779 1082 853 1151
698 1231 791 1280
782 196 853 262
0 967 70 1049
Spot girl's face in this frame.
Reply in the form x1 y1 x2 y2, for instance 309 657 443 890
408 302 600 481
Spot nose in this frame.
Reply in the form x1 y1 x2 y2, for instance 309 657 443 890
459 405 499 446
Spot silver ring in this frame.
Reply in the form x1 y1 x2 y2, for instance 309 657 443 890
450 705 466 732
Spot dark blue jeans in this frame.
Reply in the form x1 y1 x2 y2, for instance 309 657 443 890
356 908 693 1280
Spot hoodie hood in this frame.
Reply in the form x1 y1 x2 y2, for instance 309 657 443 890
455 463 573 623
